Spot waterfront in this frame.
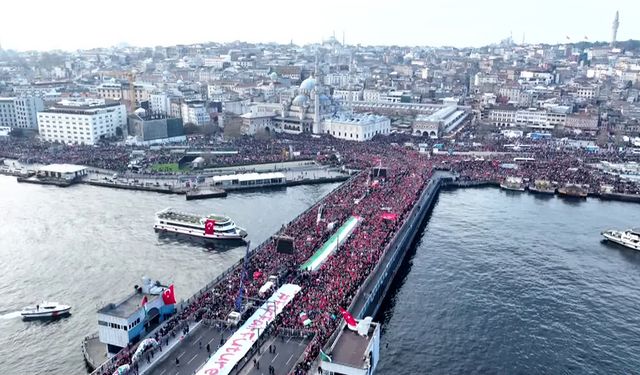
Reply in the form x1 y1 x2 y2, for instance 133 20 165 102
0 176 338 375
377 187 640 375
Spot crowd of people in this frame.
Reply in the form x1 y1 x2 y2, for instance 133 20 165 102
7 131 638 375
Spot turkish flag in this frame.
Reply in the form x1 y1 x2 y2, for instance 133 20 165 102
338 307 357 330
162 284 176 305
140 295 148 308
204 219 215 235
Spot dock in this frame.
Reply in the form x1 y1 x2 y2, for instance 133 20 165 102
186 188 227 200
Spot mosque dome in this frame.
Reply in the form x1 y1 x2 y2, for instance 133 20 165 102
319 94 331 104
299 76 316 93
269 72 278 81
292 94 310 106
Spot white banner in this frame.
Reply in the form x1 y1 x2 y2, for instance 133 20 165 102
196 283 301 375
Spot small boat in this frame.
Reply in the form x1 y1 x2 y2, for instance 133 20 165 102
558 183 588 199
602 229 640 251
21 302 71 320
500 176 525 192
528 180 556 195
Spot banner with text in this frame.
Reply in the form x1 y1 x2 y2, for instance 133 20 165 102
196 283 301 375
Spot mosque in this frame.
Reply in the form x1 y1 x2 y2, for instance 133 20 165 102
275 74 336 134
272 73 390 141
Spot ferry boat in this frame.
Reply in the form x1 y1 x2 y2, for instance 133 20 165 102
558 183 588 199
154 207 247 241
21 302 71 320
528 180 556 195
601 229 640 251
500 176 525 192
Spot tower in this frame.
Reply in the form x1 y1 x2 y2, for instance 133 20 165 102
313 51 321 134
611 10 619 47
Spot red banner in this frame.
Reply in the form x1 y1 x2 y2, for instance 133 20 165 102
381 212 398 221
204 219 216 235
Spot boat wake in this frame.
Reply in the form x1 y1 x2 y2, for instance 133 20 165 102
0 311 22 320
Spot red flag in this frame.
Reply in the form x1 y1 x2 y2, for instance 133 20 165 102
204 219 215 235
140 295 148 308
162 284 176 305
338 307 357 330
381 212 398 221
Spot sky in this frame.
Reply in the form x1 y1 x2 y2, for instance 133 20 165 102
0 0 638 51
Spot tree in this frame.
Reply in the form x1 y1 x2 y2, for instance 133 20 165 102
184 123 199 135
9 128 24 138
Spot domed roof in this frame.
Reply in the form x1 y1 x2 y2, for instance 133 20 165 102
299 76 316 92
292 94 309 106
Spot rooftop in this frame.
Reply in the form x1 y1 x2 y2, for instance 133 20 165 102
330 322 378 368
38 164 87 174
97 291 158 318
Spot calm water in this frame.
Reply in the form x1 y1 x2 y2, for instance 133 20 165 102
0 176 338 375
378 188 640 375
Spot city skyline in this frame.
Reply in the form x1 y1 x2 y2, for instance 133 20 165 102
0 0 638 51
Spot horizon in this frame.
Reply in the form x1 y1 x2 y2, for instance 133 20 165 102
0 0 637 52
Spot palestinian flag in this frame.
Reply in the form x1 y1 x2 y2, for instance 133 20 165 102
320 349 332 362
299 312 312 327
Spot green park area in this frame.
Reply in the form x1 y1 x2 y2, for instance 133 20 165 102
151 163 181 172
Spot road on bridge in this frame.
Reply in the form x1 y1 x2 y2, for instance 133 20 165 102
146 323 233 375
240 335 310 375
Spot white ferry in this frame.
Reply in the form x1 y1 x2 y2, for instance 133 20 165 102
601 229 640 251
154 208 247 241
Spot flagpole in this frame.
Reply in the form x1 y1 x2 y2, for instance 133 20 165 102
235 241 251 312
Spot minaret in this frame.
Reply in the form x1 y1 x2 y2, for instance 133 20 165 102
611 11 619 47
313 50 321 134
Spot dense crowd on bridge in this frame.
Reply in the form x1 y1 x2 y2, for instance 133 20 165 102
10 132 638 375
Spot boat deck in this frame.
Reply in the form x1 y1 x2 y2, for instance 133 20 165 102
83 335 108 370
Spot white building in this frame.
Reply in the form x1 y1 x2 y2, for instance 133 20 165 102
484 106 568 130
14 96 44 129
149 93 171 115
323 114 391 141
333 89 362 103
180 100 210 126
575 85 600 100
37 99 126 145
0 98 17 128
240 112 276 135
519 70 554 85
0 96 43 129
363 89 381 102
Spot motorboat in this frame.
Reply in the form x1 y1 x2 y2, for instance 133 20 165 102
21 302 71 320
601 229 640 251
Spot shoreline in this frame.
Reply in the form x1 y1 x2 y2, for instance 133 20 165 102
444 180 640 204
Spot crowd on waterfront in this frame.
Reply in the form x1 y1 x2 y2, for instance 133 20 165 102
15 132 639 375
